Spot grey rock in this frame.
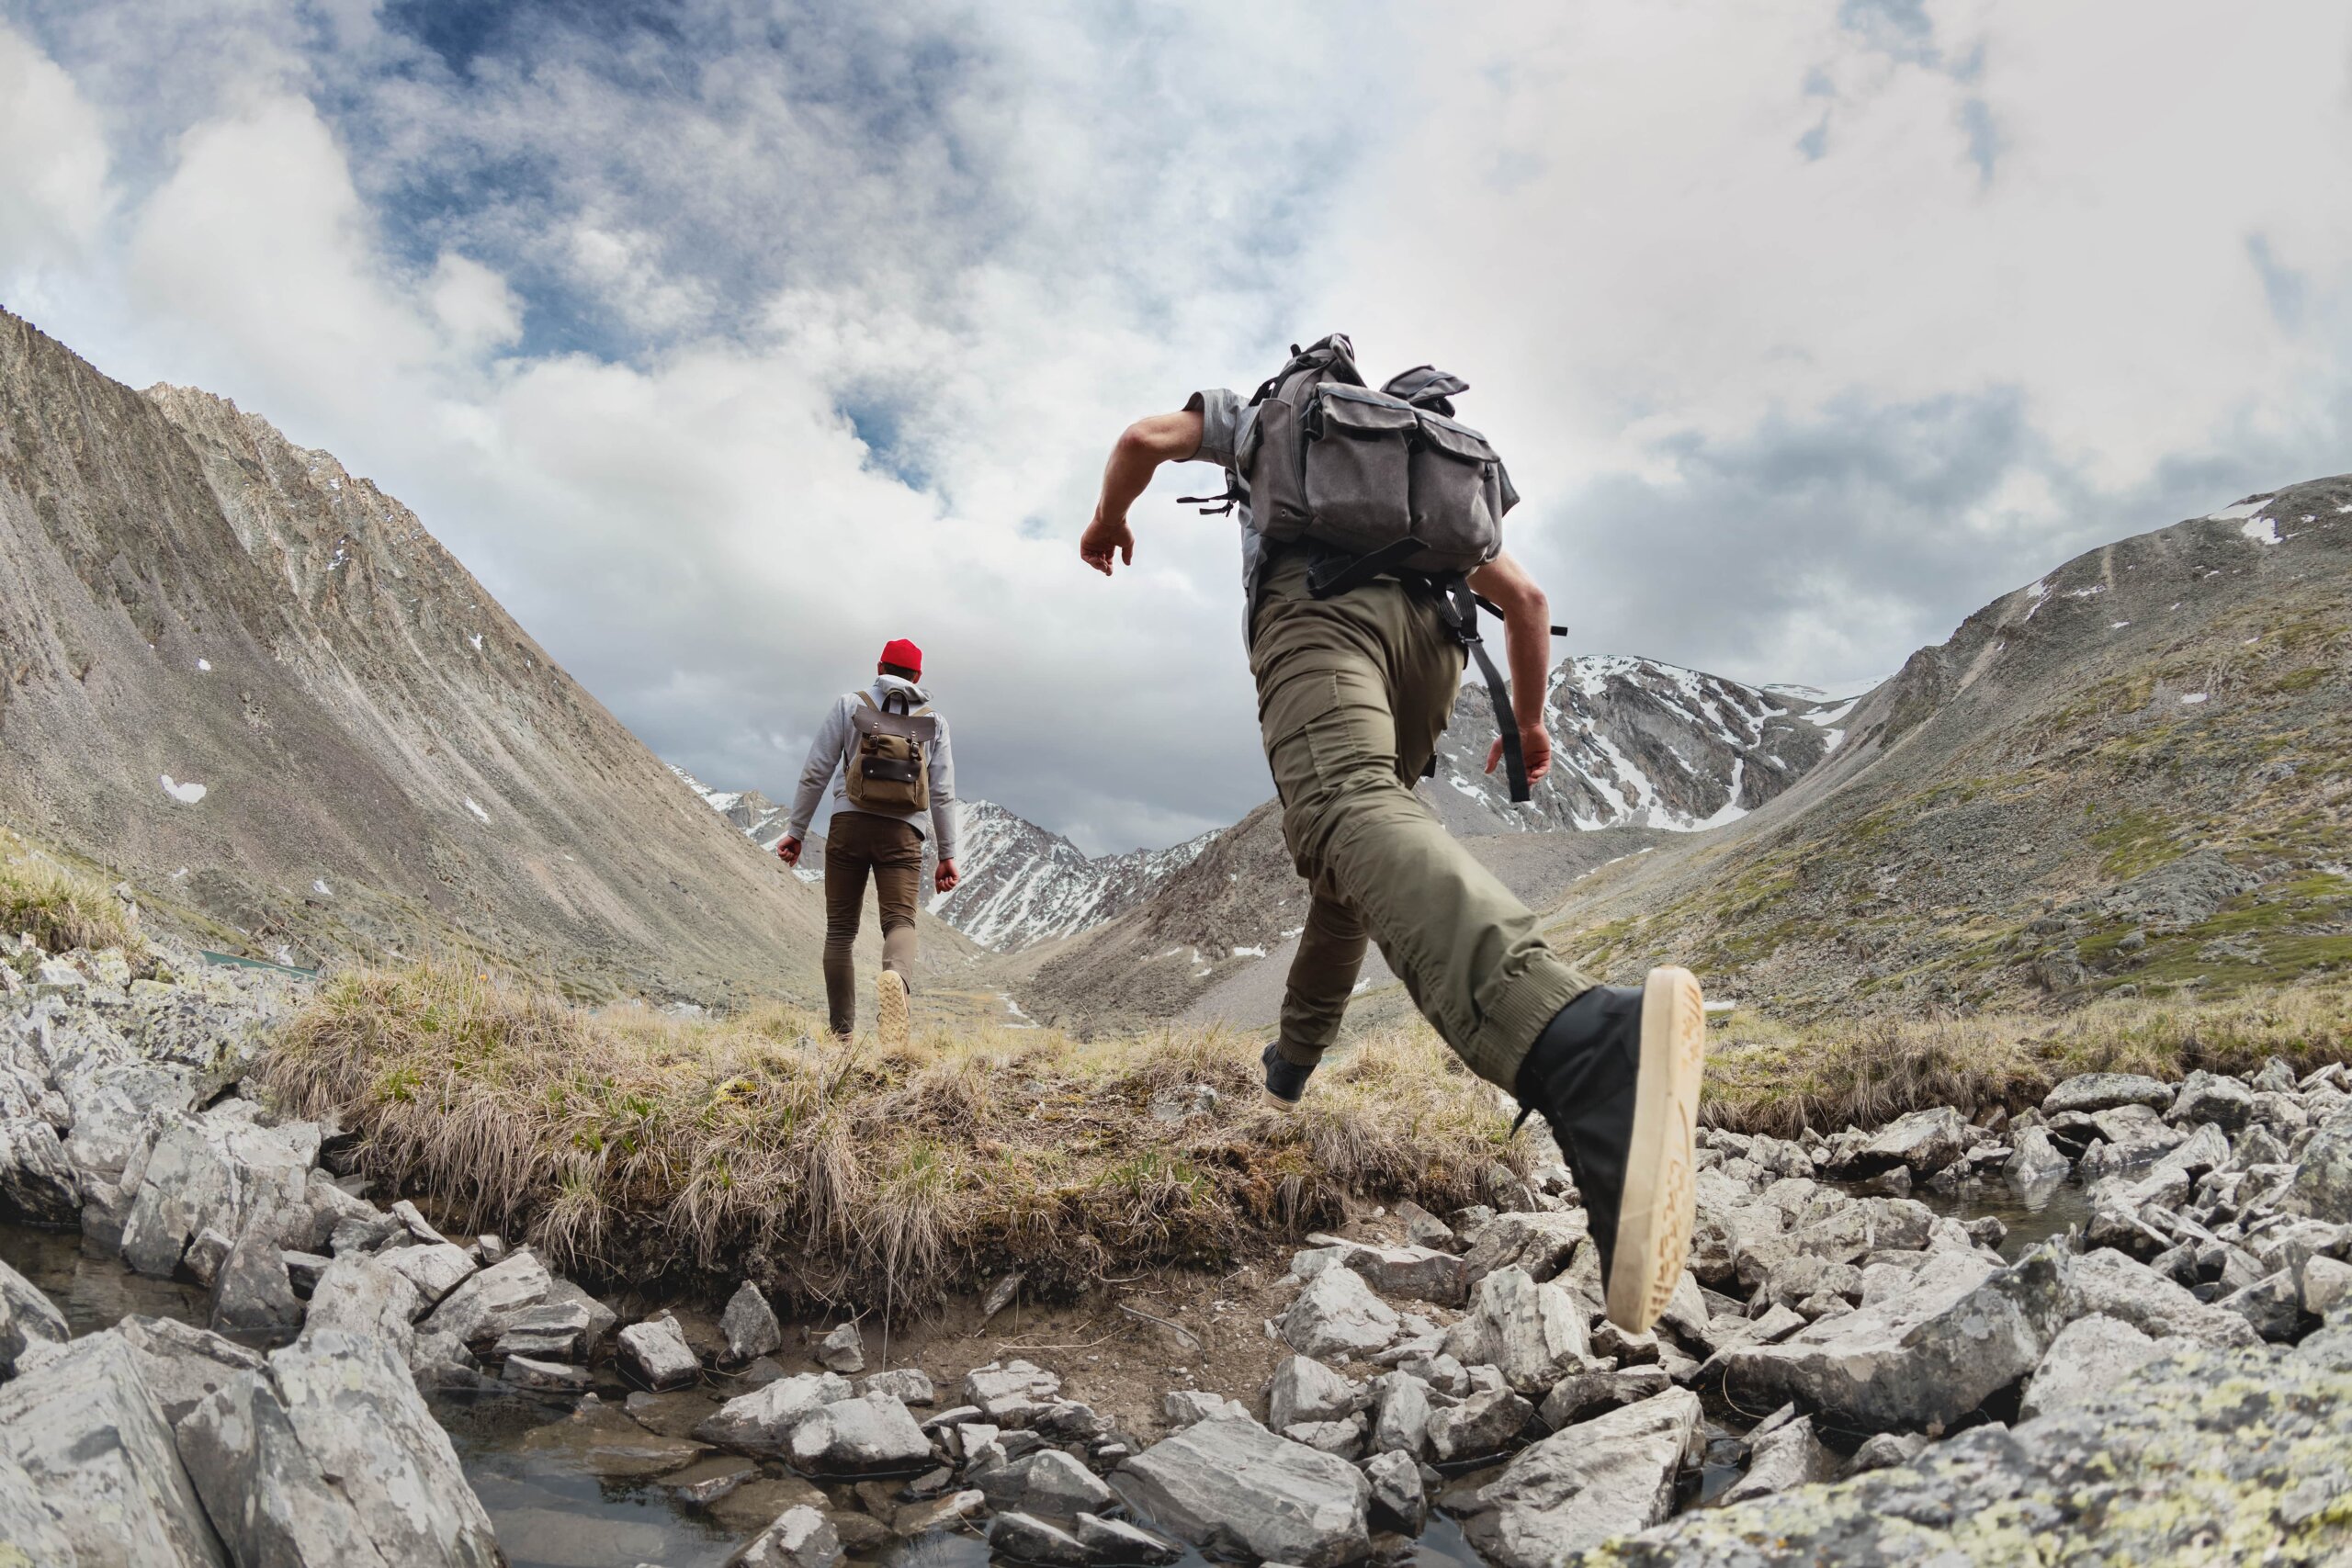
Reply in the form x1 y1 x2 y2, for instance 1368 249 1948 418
1115 1412 1371 1568
1427 1387 1533 1462
695 1372 854 1455
1462 1389 1701 1568
1268 1354 1362 1429
2005 1123 2072 1184
1279 1266 1400 1361
110 1315 266 1427
280 1250 331 1295
1367 1371 1434 1460
989 1510 1090 1567
2168 1070 2256 1131
1720 1413 1837 1505
2287 1116 2352 1224
1717 1247 2069 1433
2218 1269 2306 1342
1362 1448 1428 1533
786 1392 932 1474
492 1300 596 1361
1462 1211 1589 1286
721 1281 784 1364
379 1241 476 1306
964 1359 1062 1413
854 1368 935 1405
420 1250 551 1347
209 1227 303 1337
544 1276 618 1349
0 1329 227 1568
0 1255 69 1379
1845 1430 1928 1474
1537 1366 1673 1428
300 1254 423 1358
2064 1247 2262 1348
1304 1234 1468 1306
2300 1255 2352 1315
1852 1107 1968 1176
1396 1200 1456 1253
976 1446 1114 1518
618 1316 700 1391
502 1354 594 1393
1581 1337 2352 1563
1442 1265 1594 1394
1073 1511 1182 1565
815 1321 865 1373
2020 1314 2186 1419
1281 1416 1365 1458
727 1505 842 1568
0 1449 78 1568
2043 1072 2175 1117
0 1115 79 1225
1160 1390 1246 1428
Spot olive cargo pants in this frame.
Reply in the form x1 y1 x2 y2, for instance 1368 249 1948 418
821 810 922 1038
1252 550 1595 1089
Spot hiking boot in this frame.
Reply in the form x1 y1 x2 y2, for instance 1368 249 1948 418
1261 1042 1315 1110
1512 966 1706 1333
876 970 910 1049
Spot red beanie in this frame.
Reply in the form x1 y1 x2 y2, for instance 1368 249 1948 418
879 637 923 677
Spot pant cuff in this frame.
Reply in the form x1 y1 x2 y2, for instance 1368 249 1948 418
1464 955 1596 1092
1274 1037 1325 1069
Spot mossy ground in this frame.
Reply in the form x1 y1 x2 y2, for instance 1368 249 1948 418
0 822 147 958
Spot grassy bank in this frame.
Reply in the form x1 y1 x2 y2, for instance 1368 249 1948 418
260 964 1528 1311
0 823 146 957
1698 979 2352 1136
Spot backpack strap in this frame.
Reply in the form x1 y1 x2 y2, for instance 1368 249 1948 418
1426 575 1536 806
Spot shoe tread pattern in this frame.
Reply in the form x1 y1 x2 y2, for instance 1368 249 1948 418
1610 966 1706 1333
876 971 910 1050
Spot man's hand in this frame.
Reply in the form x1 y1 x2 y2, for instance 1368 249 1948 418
1079 507 1134 576
1486 726 1554 786
934 858 960 895
777 837 802 868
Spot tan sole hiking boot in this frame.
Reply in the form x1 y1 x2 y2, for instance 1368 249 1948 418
1512 964 1708 1335
876 970 910 1050
1607 966 1707 1332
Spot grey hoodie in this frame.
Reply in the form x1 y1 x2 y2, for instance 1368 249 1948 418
785 674 960 861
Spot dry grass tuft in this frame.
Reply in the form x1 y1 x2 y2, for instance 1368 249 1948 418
1700 979 2352 1135
0 825 146 958
260 964 1527 1311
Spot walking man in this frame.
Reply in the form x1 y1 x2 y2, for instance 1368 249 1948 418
778 638 961 1047
1078 336 1705 1331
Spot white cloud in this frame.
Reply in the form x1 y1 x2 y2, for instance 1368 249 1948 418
0 22 111 276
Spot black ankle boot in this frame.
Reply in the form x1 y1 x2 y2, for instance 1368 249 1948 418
1513 969 1707 1332
1261 1042 1316 1109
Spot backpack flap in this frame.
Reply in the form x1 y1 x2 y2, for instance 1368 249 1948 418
1301 386 1418 555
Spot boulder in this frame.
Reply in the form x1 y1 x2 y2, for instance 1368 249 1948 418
420 1250 552 1347
0 1450 77 1568
618 1315 700 1391
696 1372 854 1455
964 1359 1062 1419
503 1354 594 1393
1160 1390 1247 1429
2064 1248 2262 1348
2168 1071 2256 1131
2043 1073 2174 1116
1717 1247 2069 1433
1427 1387 1533 1462
815 1321 865 1373
988 1510 1090 1567
492 1299 597 1362
379 1241 477 1306
0 1329 228 1567
1268 1354 1362 1429
2005 1124 2072 1185
209 1227 303 1337
1279 1266 1400 1361
0 1116 80 1225
1282 1416 1365 1458
974 1447 1114 1518
1074 1512 1183 1565
1851 1107 1968 1176
1303 1234 1469 1305
106 1316 265 1427
1363 1448 1428 1533
1719 1413 1836 1505
301 1254 423 1357
787 1392 933 1475
722 1281 784 1364
1462 1211 1589 1286
1462 1390 1702 1568
1580 1337 2352 1563
2020 1314 2188 1419
1115 1412 1371 1568
1537 1366 1674 1428
727 1505 843 1568
2287 1117 2352 1224
0 1256 69 1379
1442 1265 1594 1394
854 1368 935 1405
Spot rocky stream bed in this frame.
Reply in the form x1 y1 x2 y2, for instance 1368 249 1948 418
6 939 2352 1566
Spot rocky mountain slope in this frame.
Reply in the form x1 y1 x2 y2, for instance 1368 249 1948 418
1539 478 2352 1018
0 309 971 1005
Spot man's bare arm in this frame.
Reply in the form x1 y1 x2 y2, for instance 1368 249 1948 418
1080 410 1204 576
1466 550 1555 784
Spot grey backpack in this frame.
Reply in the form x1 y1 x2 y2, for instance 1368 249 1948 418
1237 333 1512 575
1193 334 1562 803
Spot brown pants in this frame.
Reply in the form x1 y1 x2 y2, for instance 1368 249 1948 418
822 811 922 1038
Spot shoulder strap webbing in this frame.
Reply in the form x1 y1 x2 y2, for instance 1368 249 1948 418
855 691 877 710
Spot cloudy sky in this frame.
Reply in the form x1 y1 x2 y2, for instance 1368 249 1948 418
4 2 2348 853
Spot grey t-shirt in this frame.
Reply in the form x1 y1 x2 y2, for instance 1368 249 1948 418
1185 388 1264 641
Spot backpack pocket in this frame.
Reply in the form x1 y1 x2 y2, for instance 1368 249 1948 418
1244 396 1310 541
1407 412 1504 570
1301 387 1416 552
